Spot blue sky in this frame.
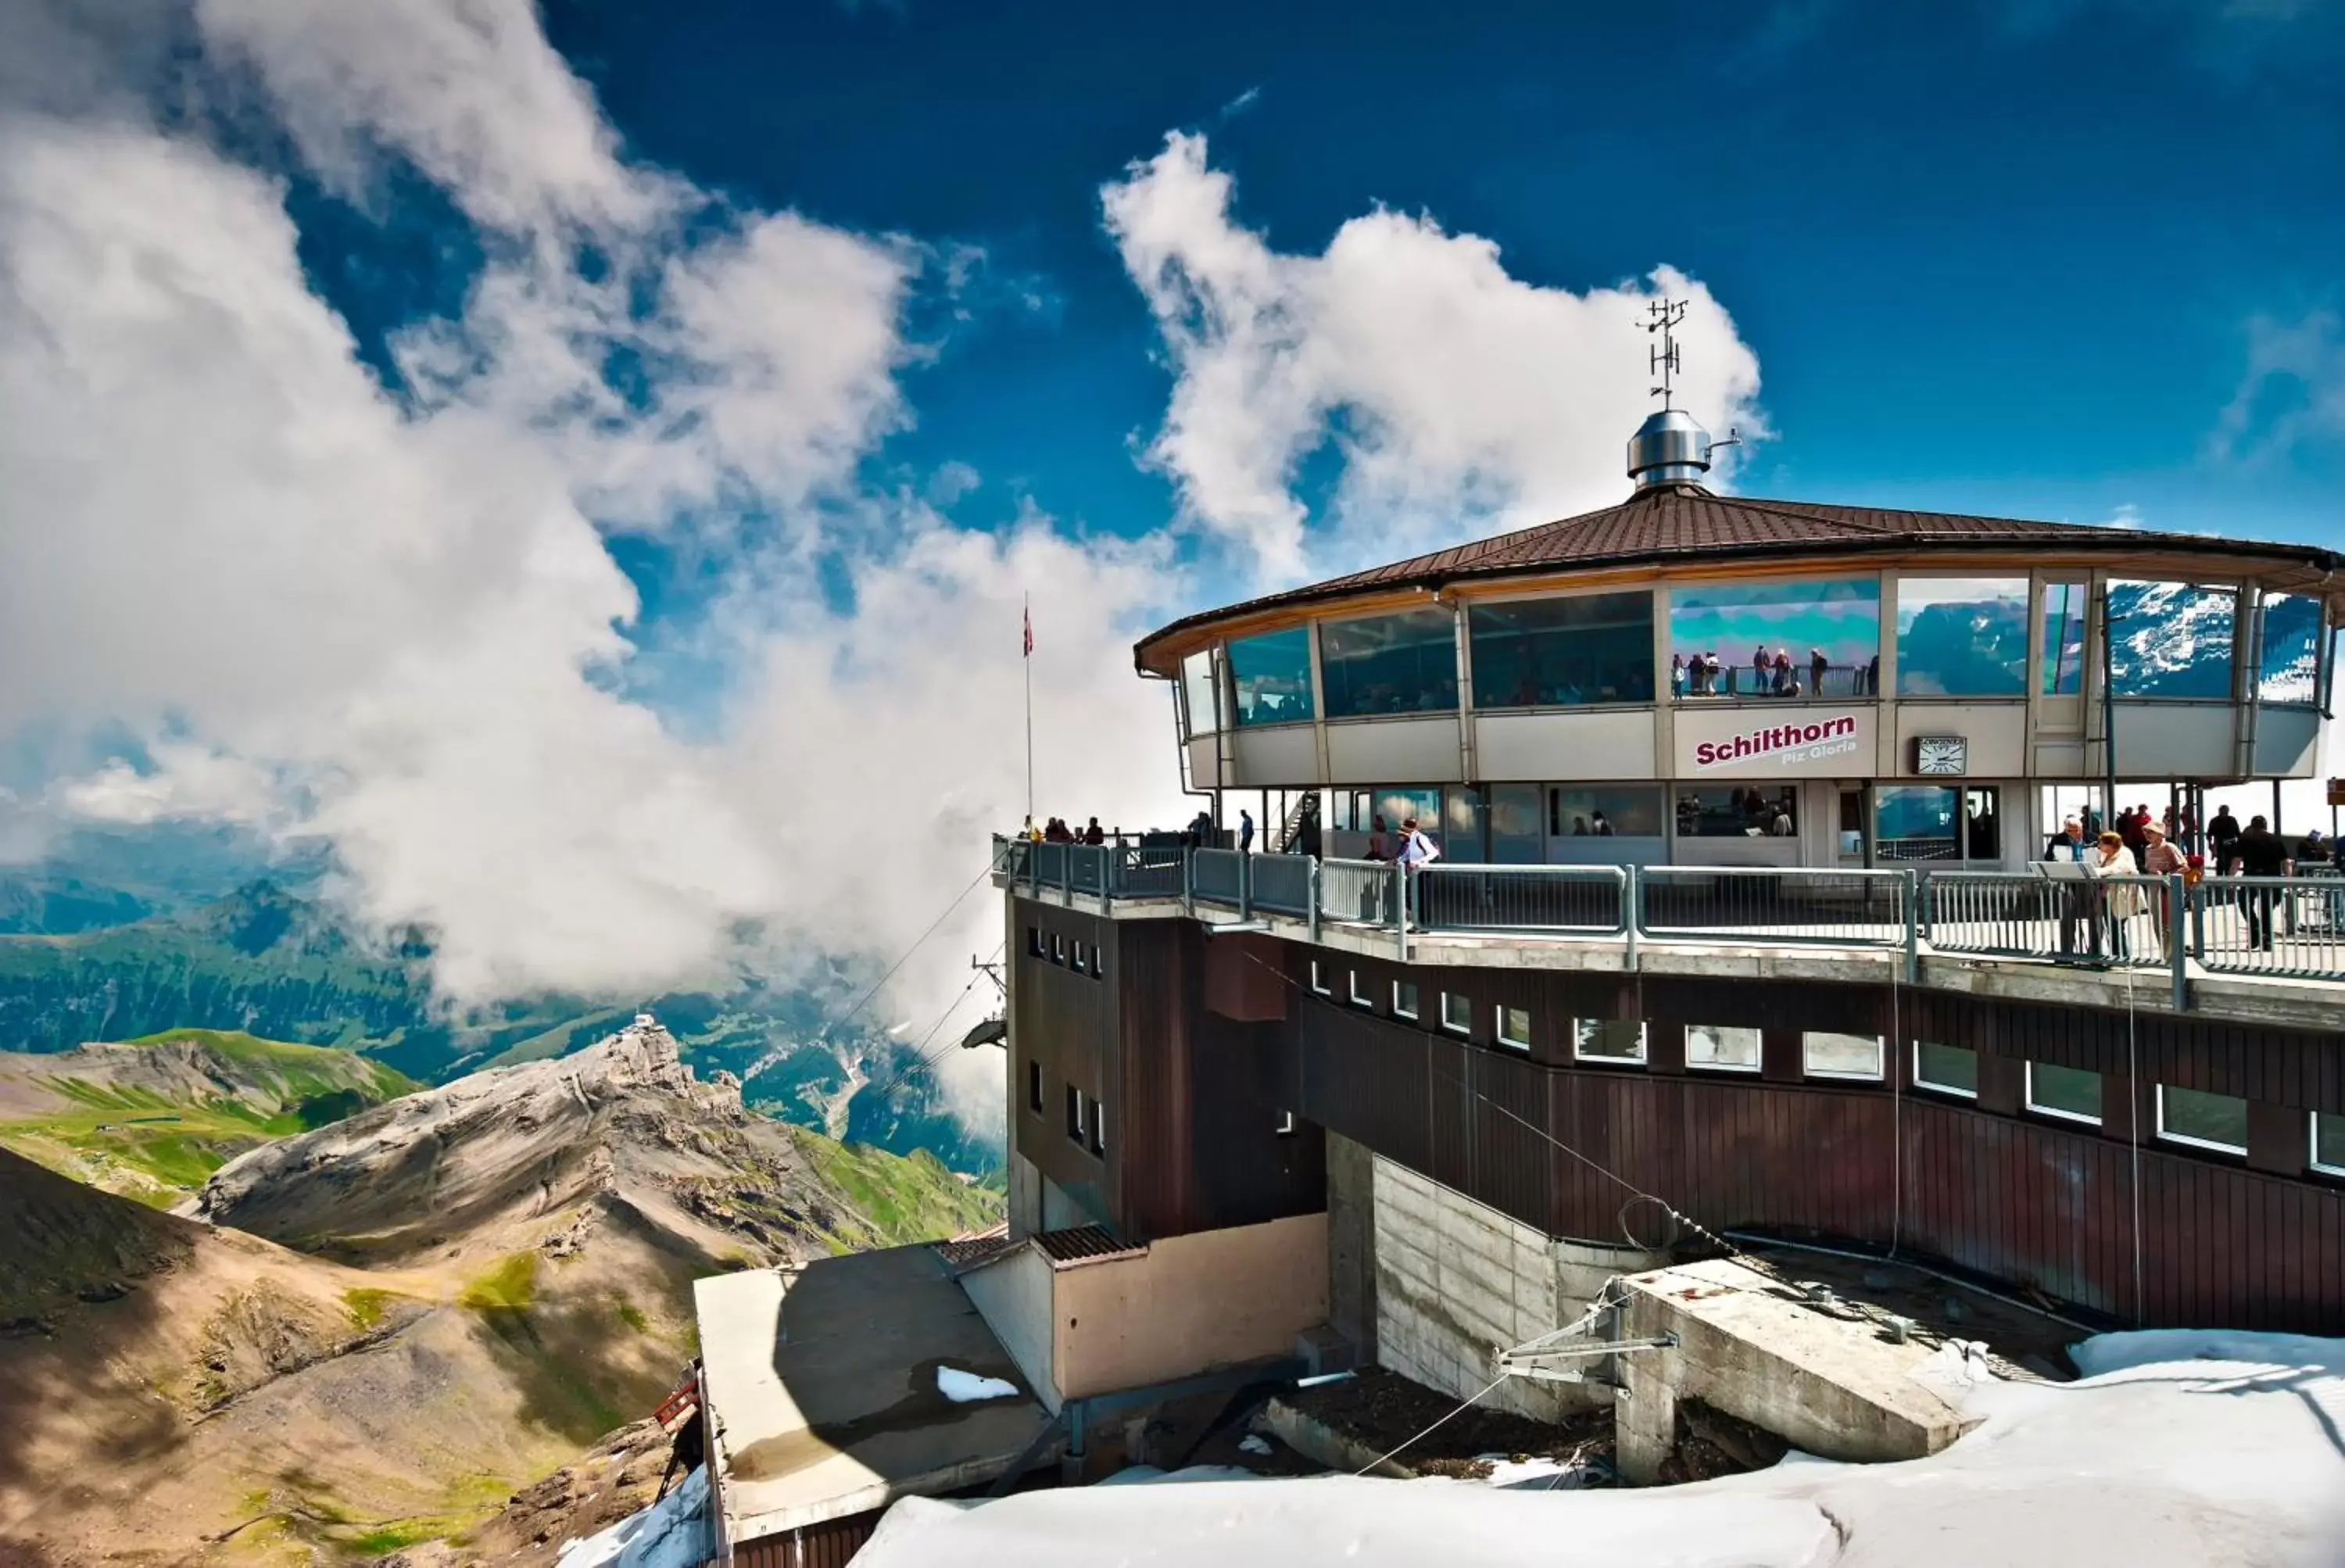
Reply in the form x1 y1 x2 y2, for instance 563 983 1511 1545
501 0 2345 560
4 0 2342 1007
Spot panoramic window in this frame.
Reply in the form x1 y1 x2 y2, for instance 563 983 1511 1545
2157 1085 2248 1155
1684 1023 1760 1072
1180 647 1222 737
1896 577 2028 696
1550 786 1667 839
1874 786 1961 862
1803 1032 1884 1079
1469 591 1656 708
1226 627 1316 725
1914 1040 1978 1097
1574 1019 1648 1064
1320 608 1459 718
2025 1061 2102 1125
1441 991 1472 1033
2258 593 2323 706
1675 786 1797 839
1667 577 1881 700
1497 1006 1534 1050
2312 1112 2345 1176
1393 979 1420 1018
2105 582 2236 699
2040 582 2087 696
1489 784 1545 864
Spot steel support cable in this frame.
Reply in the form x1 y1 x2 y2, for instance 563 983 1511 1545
1232 947 1763 1272
868 940 1007 1108
1350 1369 1515 1477
749 858 998 1083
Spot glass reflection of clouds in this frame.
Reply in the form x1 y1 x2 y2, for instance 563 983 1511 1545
1320 608 1459 718
1895 578 2028 696
2258 593 2322 706
2105 582 2235 700
1226 628 1316 726
1667 577 1880 699
1180 649 1220 736
2040 582 2086 696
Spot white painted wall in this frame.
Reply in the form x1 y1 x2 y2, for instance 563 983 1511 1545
1232 724 1322 786
1326 716 1464 785
1474 709 1658 781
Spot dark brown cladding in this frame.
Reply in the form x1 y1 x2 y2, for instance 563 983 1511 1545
1133 482 2343 668
1279 955 2345 1330
1009 897 1323 1243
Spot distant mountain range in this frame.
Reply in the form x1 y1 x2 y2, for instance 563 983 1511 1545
0 874 1001 1175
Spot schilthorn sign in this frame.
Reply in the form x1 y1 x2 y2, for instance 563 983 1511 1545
1692 714 1862 771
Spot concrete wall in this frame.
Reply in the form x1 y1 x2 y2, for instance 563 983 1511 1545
1008 1151 1042 1239
1366 1154 1665 1423
958 1244 1063 1413
1325 1132 1379 1361
1053 1212 1329 1401
1613 1258 1974 1484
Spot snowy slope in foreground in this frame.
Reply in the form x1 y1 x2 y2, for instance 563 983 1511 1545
856 1330 2345 1568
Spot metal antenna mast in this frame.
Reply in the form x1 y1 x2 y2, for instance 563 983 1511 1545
1644 298 1688 410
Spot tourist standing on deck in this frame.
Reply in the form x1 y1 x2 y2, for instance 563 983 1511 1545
1083 817 1104 846
2140 821 2186 958
2042 818 2093 956
1238 810 1255 854
2231 815 2292 950
2089 832 2143 960
1809 648 1829 696
2209 806 2242 873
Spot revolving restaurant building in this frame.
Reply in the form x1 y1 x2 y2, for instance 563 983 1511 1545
1137 409 2343 868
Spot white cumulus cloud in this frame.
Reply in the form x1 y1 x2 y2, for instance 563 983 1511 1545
1103 131 1766 581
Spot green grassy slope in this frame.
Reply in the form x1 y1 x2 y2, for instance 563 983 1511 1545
0 1029 421 1207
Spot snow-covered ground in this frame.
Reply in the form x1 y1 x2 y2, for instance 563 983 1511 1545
852 1330 2345 1567
554 1464 709 1568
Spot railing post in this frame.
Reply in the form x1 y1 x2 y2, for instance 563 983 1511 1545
1307 857 1321 944
1062 843 1074 906
1903 868 1920 983
1239 851 1252 921
2168 871 2188 1011
1395 867 1410 961
2189 875 2206 963
1098 847 1112 915
1182 847 1194 917
1028 839 1041 900
1624 865 1639 970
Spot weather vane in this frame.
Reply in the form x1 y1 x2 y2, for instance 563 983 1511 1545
1643 298 1688 410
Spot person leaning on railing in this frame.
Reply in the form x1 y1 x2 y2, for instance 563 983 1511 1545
2089 832 2144 961
2140 821 2186 961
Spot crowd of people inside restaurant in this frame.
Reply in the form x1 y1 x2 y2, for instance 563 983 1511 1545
1670 646 1881 700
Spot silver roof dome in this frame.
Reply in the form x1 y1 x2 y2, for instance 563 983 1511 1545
1627 406 1712 492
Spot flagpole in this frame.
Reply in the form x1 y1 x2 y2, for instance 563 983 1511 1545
1023 594 1034 824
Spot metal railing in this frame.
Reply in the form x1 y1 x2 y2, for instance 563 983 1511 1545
1414 864 1627 935
1320 857 1398 928
1639 866 1912 948
990 834 2345 996
1248 854 1315 918
1192 847 1244 908
2193 874 2345 980
1926 872 2174 972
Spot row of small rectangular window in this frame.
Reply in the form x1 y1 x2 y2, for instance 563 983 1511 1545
1026 1061 1105 1156
1305 960 2345 1172
1026 925 1101 977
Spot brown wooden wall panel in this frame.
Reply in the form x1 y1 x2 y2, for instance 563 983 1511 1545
1279 968 2345 1332
729 1508 880 1567
1108 916 1193 1239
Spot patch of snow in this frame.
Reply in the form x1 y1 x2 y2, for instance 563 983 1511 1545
1238 1434 1274 1457
554 1464 708 1568
1471 1453 1598 1491
854 1330 2345 1568
1097 1466 1262 1487
936 1366 1019 1404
